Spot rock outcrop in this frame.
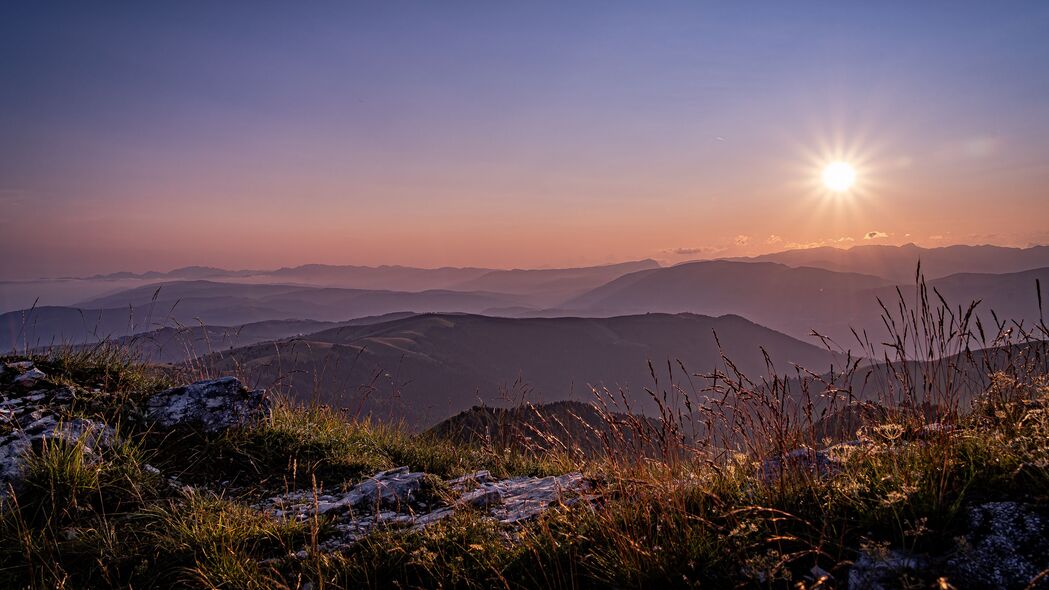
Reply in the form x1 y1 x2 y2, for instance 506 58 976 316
762 432 1049 588
847 549 928 590
1 364 267 495
144 376 269 432
259 467 592 553
1 361 113 493
948 501 1049 589
758 446 845 483
1 415 114 489
846 502 1049 589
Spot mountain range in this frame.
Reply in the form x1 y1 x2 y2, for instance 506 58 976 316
563 261 1049 344
725 243 1049 283
3 243 1047 429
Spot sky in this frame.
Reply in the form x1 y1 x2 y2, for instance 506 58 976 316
2 1 1048 279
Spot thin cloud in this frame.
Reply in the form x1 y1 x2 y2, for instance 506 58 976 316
664 247 710 256
785 241 825 250
780 234 851 247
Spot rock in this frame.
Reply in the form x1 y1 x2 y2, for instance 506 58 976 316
412 507 454 526
144 377 269 432
486 472 589 523
318 467 426 514
0 386 79 427
759 447 843 484
0 415 114 491
447 470 494 491
848 504 1049 590
947 502 1049 589
14 368 47 388
258 468 593 554
51 387 75 404
848 549 928 590
458 487 502 509
262 467 428 520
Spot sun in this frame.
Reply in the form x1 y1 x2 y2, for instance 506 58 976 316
821 161 856 192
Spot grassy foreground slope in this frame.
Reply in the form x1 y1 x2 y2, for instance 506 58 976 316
1 287 1048 589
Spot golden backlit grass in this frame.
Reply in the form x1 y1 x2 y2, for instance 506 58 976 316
2 277 1047 588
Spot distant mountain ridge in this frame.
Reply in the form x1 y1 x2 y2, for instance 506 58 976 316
564 260 891 341
723 243 1049 282
80 266 259 281
0 303 417 351
0 260 662 314
72 280 530 323
563 260 1049 344
30 244 1049 287
71 260 659 295
9 256 1048 351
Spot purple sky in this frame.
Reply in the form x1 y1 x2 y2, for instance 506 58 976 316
2 2 1048 278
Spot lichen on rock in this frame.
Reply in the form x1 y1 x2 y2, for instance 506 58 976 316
948 501 1049 589
144 376 269 432
257 467 592 553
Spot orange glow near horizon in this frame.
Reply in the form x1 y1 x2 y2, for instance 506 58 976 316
1 4 1047 280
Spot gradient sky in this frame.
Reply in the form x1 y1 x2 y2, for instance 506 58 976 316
2 2 1048 279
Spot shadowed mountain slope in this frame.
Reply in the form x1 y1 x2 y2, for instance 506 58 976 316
0 305 415 353
427 400 664 457
204 312 843 428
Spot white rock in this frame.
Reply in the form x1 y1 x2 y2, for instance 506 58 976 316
144 377 269 432
257 468 593 554
14 368 47 387
0 416 115 491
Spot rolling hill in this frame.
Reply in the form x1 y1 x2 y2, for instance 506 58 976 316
0 304 416 353
427 400 664 457
203 312 844 428
98 313 419 363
